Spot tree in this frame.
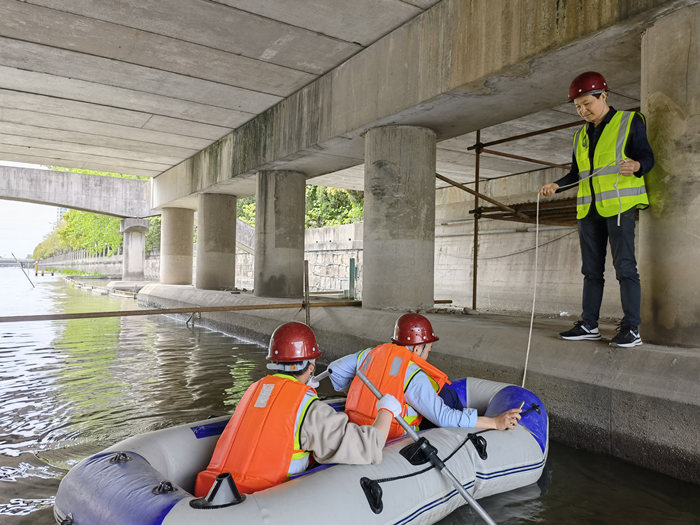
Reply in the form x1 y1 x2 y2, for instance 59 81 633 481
57 210 123 256
145 216 161 253
305 186 363 228
33 229 71 260
237 196 256 226
235 186 364 229
51 166 146 180
30 166 149 258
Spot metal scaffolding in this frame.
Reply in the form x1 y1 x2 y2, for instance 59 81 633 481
437 117 584 310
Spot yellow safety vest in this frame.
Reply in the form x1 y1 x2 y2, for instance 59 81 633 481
574 111 649 219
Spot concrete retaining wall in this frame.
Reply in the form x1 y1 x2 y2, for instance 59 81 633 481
39 168 632 320
136 284 700 484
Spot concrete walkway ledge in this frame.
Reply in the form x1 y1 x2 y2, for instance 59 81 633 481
138 284 699 484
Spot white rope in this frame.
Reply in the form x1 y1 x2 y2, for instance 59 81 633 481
521 192 539 388
520 160 620 388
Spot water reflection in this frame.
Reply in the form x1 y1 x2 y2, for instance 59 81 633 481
0 271 267 524
1 270 698 524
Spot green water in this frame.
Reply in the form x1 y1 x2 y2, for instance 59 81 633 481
0 268 698 524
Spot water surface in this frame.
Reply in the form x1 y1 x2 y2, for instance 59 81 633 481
0 268 697 524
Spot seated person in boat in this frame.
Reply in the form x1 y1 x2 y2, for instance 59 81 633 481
328 313 522 440
194 321 401 497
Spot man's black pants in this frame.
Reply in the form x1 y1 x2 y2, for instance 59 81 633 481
578 206 641 329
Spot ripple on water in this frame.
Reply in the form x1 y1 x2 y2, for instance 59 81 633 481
0 498 55 517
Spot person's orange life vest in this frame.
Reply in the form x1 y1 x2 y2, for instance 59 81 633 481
194 374 317 497
345 343 449 440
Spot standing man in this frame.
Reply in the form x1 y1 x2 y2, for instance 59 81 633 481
328 313 522 440
540 72 654 347
195 322 400 497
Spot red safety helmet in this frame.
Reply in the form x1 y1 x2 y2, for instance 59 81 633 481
391 313 439 346
267 322 321 363
568 71 609 102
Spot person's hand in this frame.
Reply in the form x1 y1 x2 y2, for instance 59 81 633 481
619 158 640 176
376 394 402 418
306 375 320 389
539 183 559 196
493 408 522 431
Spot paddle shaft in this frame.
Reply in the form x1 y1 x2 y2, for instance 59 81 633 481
355 369 497 525
313 369 330 382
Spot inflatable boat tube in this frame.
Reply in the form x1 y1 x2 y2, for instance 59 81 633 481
54 377 548 525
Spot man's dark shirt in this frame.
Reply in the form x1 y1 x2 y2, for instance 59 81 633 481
555 106 655 191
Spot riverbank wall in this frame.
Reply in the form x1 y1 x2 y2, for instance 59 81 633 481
137 284 699 486
37 170 630 318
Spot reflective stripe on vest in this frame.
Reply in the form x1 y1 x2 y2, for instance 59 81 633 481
193 374 317 496
288 387 318 476
574 111 649 219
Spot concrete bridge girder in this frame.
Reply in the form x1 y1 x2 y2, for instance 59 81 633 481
0 166 154 218
151 0 693 208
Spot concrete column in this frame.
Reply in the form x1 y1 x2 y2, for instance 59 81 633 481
196 193 237 290
254 170 305 298
120 218 149 281
363 125 436 310
160 207 194 285
639 4 700 346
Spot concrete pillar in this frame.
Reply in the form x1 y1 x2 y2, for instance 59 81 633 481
196 193 237 290
363 125 436 310
639 4 700 346
160 207 194 285
254 170 305 298
120 218 149 281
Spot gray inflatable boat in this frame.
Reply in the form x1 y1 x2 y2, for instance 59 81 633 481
54 377 548 525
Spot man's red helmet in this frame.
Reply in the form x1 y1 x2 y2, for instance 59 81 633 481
391 313 439 346
267 322 321 363
569 71 609 102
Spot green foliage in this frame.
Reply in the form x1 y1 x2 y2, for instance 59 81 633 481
51 268 105 277
57 210 123 256
51 166 146 180
33 230 71 260
305 186 363 229
234 187 364 229
30 166 148 258
145 216 161 253
236 196 256 226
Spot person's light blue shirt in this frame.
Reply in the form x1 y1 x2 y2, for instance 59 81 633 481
328 350 477 428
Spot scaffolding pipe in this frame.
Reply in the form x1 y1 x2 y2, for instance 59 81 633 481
480 148 571 169
473 130 480 311
0 301 363 324
304 260 311 326
435 173 529 221
466 119 584 150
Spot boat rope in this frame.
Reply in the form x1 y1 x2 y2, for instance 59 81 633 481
359 430 490 513
520 160 620 388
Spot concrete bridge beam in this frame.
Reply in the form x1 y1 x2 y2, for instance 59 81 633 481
120 218 149 281
254 170 305 298
196 193 238 291
160 207 194 285
640 3 700 346
362 125 436 310
0 166 153 218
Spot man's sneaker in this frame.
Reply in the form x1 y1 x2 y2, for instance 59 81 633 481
559 321 601 341
610 326 642 347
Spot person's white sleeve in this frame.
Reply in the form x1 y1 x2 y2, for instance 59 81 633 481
404 370 477 428
299 402 384 465
327 351 362 392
